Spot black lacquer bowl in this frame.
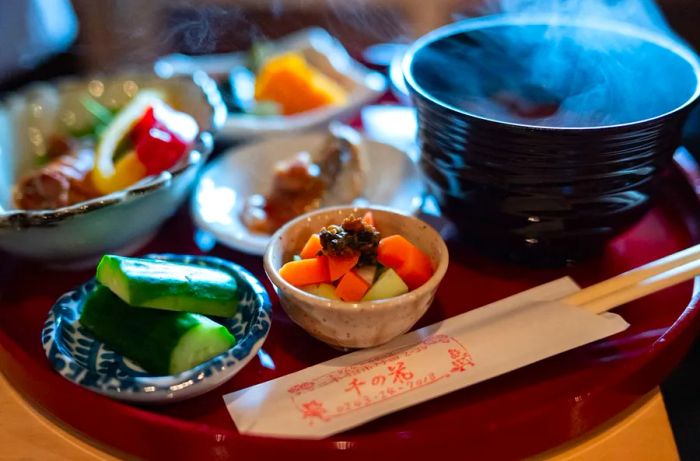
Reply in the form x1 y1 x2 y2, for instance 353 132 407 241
403 16 700 265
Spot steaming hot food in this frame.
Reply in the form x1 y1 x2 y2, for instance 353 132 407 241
404 17 700 264
409 20 699 127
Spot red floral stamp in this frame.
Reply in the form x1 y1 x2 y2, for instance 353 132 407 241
300 400 330 423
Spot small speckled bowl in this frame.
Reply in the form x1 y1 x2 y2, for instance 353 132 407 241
263 206 449 349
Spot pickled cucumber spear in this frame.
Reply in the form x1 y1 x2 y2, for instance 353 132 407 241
80 284 236 375
96 255 238 317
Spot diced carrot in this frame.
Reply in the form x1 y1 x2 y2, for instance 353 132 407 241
335 270 370 302
362 211 375 227
300 233 323 259
395 246 434 290
279 256 330 287
377 234 414 269
327 253 360 281
377 234 433 289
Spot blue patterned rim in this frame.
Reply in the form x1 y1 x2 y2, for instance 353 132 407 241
41 254 271 403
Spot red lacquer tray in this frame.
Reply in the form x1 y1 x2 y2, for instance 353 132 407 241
2 150 700 460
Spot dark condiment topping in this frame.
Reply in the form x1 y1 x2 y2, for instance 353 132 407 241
319 215 380 265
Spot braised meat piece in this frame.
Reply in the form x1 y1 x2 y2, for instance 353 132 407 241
13 141 97 210
242 124 367 234
243 152 326 233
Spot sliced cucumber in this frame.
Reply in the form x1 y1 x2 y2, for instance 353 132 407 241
96 255 238 317
361 268 409 301
169 319 238 375
79 284 235 375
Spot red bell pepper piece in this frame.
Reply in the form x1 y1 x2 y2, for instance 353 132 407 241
130 101 199 175
130 106 158 144
135 127 189 175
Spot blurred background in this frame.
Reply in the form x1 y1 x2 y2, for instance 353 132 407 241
1 0 699 88
2 0 700 148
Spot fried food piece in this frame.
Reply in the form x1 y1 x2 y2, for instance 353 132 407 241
242 124 367 234
14 142 97 210
243 151 325 234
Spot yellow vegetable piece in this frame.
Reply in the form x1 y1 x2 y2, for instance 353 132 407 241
92 150 147 194
92 90 162 195
254 53 347 115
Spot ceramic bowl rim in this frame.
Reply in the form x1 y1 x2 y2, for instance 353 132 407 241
402 14 700 131
263 205 449 312
0 71 227 229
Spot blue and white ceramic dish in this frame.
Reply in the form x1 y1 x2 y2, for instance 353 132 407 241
41 254 271 404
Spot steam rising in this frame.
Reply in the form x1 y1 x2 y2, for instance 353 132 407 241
97 0 697 129
160 0 409 57
166 6 259 55
477 0 671 34
411 0 700 128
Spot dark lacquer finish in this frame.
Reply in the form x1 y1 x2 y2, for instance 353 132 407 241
0 151 699 459
403 18 700 265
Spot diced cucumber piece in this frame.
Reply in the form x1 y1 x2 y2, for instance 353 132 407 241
170 320 238 375
302 283 340 300
79 284 235 375
361 268 409 301
96 255 238 317
355 265 377 285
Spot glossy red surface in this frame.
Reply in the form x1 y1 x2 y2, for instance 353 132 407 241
2 156 700 460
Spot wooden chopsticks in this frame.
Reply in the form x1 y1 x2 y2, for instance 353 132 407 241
562 244 700 314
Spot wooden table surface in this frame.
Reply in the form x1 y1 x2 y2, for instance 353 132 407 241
0 371 680 461
0 373 119 461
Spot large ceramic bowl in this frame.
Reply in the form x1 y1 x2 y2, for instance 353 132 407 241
403 16 700 265
264 206 449 349
0 72 226 266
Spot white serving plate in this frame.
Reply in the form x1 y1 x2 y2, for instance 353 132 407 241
191 131 425 255
155 28 386 140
